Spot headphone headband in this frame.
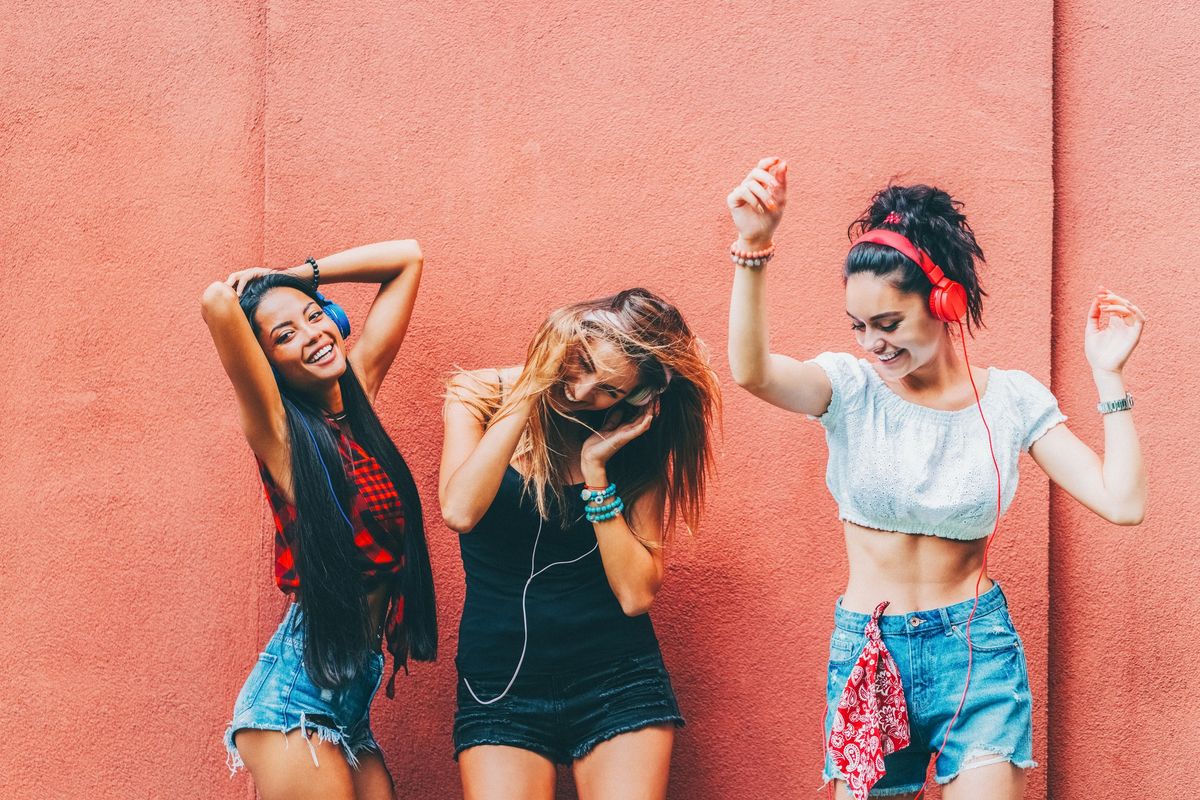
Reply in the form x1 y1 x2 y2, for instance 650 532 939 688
851 230 946 284
849 229 967 323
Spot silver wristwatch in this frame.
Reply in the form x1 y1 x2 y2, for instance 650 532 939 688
1097 393 1134 414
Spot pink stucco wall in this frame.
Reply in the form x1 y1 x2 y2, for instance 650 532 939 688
0 2 1193 798
1050 1 1200 798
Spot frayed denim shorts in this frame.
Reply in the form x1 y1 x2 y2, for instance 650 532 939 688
454 651 684 764
822 583 1037 796
224 603 385 775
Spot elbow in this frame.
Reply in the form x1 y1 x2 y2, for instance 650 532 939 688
617 588 658 617
1111 507 1145 527
200 281 237 319
392 238 423 268
728 363 765 393
732 374 766 393
440 505 478 534
1106 496 1146 526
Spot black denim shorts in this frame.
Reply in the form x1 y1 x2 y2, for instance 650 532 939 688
453 651 685 763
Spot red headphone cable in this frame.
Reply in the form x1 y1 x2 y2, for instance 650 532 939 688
911 321 1003 800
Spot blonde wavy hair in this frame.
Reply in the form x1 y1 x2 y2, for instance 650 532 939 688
456 288 720 538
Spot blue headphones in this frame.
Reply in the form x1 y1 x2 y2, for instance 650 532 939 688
305 257 351 338
316 290 351 339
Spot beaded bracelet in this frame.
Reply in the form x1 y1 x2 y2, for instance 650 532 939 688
580 483 617 503
730 240 775 269
586 497 625 523
587 498 623 516
306 256 320 289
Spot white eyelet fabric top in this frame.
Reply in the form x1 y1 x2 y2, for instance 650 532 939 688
809 352 1066 541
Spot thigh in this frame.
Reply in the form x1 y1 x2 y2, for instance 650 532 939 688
572 724 673 800
942 760 1027 800
459 745 557 800
234 728 356 800
351 750 395 800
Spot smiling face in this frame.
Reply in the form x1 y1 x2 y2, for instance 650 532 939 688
252 287 347 390
554 337 642 412
845 271 946 377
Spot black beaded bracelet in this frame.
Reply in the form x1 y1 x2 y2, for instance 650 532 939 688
305 256 320 289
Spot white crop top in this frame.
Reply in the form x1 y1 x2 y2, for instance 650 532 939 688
809 351 1067 541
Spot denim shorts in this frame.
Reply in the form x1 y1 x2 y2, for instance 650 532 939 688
454 651 685 764
822 583 1037 796
223 604 386 774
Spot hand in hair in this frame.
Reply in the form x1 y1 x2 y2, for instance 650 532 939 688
580 402 657 476
727 157 787 249
1085 287 1147 375
225 266 274 296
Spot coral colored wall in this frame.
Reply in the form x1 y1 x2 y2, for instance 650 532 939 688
1050 1 1200 798
0 2 1192 799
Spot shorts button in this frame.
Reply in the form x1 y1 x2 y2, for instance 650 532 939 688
909 617 922 627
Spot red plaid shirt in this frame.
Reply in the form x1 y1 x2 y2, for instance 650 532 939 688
257 417 409 697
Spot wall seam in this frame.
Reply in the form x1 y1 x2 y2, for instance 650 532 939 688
1047 0 1063 794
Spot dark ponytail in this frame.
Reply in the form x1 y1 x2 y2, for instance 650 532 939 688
846 185 987 334
240 274 437 690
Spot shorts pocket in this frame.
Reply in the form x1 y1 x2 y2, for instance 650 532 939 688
828 627 865 666
950 612 1022 652
234 653 278 714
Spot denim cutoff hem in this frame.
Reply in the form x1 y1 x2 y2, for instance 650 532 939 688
454 650 684 764
223 603 386 775
821 583 1038 795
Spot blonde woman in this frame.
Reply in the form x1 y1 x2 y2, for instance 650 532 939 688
440 288 720 800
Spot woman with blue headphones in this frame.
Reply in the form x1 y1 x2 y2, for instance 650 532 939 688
725 158 1147 800
202 240 437 800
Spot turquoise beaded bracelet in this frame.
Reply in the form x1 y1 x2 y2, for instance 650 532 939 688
586 497 625 523
587 498 623 516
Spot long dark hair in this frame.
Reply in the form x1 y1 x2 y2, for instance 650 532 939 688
240 274 436 688
846 184 987 334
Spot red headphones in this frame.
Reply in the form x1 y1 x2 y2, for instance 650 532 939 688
850 229 968 323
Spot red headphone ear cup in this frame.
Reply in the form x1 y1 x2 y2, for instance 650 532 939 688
929 281 969 322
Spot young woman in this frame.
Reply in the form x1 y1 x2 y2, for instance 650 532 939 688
726 158 1146 800
440 288 720 800
202 240 438 800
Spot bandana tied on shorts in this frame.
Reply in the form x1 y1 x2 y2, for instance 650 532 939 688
827 601 912 800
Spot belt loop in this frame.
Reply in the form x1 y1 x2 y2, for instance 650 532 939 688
939 606 953 631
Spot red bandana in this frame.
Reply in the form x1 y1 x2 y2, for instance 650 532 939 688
827 601 911 800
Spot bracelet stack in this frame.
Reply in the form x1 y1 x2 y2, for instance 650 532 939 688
581 483 625 523
730 240 775 269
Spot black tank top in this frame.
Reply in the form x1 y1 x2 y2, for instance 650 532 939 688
455 465 661 676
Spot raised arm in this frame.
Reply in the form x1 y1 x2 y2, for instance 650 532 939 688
726 157 833 415
200 281 288 473
225 239 424 402
1030 289 1147 525
439 369 534 533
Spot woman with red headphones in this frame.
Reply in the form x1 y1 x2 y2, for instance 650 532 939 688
726 158 1146 800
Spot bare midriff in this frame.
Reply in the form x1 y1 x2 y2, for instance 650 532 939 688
839 519 993 615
